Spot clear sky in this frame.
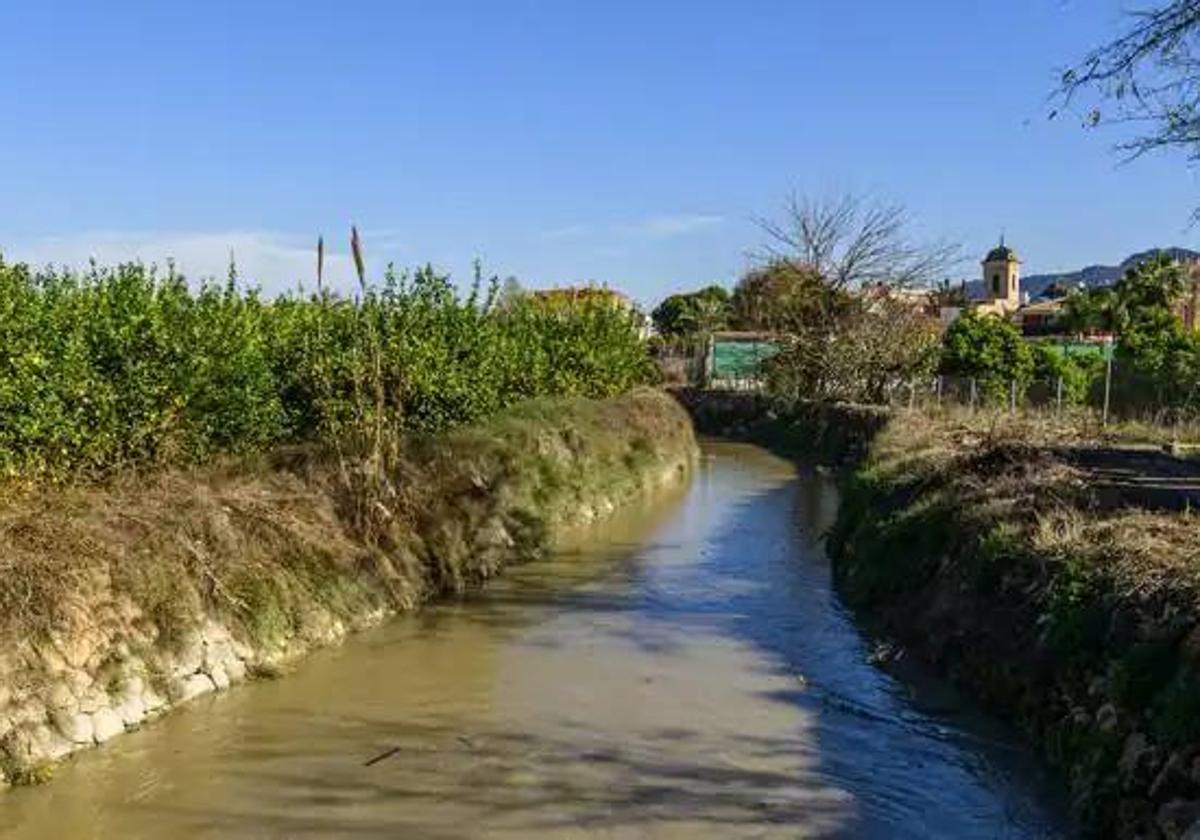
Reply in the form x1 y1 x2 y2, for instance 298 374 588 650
2 1 1197 303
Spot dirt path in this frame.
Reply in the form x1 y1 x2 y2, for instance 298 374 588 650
1059 446 1200 512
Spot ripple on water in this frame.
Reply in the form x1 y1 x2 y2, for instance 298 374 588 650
0 441 1067 839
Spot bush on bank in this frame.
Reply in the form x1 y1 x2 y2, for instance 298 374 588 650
0 258 654 480
827 410 1200 837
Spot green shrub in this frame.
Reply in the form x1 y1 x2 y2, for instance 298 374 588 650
939 309 1034 402
1031 344 1103 406
1113 640 1178 711
0 257 653 480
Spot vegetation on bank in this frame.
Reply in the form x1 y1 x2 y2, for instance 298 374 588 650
0 257 654 481
0 389 694 652
827 408 1200 837
657 202 1198 424
0 388 694 784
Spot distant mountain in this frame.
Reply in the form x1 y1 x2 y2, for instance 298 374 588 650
964 247 1200 301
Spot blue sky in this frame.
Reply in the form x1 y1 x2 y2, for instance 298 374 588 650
2 1 1197 304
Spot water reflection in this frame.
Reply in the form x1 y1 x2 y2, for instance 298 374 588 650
0 442 1065 838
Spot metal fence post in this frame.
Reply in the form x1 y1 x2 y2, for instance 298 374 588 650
936 375 943 406
704 334 715 389
1103 349 1113 427
1056 376 1063 417
969 377 977 414
1009 379 1017 414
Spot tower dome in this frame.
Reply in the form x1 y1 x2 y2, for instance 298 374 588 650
980 236 1021 312
984 244 1019 264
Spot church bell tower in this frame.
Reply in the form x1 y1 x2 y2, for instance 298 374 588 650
982 237 1021 313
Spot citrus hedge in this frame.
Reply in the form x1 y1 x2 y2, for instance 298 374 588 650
0 258 653 479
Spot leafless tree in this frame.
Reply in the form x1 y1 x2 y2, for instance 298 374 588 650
763 294 942 405
756 192 960 290
1054 2 1200 215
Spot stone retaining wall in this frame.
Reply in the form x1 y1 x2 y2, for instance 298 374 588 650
0 390 696 785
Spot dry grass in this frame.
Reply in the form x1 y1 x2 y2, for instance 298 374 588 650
832 406 1200 835
0 460 371 651
909 402 1200 449
0 389 695 656
1032 506 1200 601
875 409 1200 568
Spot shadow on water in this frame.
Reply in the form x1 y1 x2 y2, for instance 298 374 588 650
0 441 1069 839
671 455 1070 838
127 716 856 837
360 443 1069 837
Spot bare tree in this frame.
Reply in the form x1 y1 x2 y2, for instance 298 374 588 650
1054 2 1200 215
763 293 941 405
756 192 960 290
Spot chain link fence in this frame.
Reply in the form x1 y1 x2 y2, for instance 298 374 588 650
654 335 1200 441
904 365 1200 433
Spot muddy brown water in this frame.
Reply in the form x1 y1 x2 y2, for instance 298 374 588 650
0 442 1066 838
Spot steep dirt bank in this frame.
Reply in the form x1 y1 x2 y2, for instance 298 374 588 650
676 390 1200 837
828 415 1200 838
0 389 696 786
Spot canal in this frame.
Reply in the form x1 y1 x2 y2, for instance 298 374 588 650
0 442 1065 838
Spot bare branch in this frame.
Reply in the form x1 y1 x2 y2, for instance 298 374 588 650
756 191 960 290
1055 1 1200 175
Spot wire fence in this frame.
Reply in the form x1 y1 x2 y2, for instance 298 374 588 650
870 370 1200 452
914 367 1199 426
654 341 1200 439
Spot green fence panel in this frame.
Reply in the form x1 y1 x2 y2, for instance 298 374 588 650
712 340 781 380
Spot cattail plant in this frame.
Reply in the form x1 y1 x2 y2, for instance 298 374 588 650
351 226 366 291
316 235 324 294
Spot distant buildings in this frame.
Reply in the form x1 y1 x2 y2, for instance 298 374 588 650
528 285 634 310
937 239 1065 336
942 239 1200 339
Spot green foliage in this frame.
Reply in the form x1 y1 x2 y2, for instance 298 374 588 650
1110 254 1200 414
1114 253 1187 335
650 285 730 338
1043 553 1111 665
730 260 847 332
1061 287 1116 335
1152 667 1200 748
1031 343 1103 405
1112 640 1178 711
0 257 653 480
939 310 1034 401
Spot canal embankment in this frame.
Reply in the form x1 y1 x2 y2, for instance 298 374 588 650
0 438 1066 839
675 388 1200 838
0 389 695 786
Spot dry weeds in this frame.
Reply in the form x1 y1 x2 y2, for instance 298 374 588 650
0 389 694 653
